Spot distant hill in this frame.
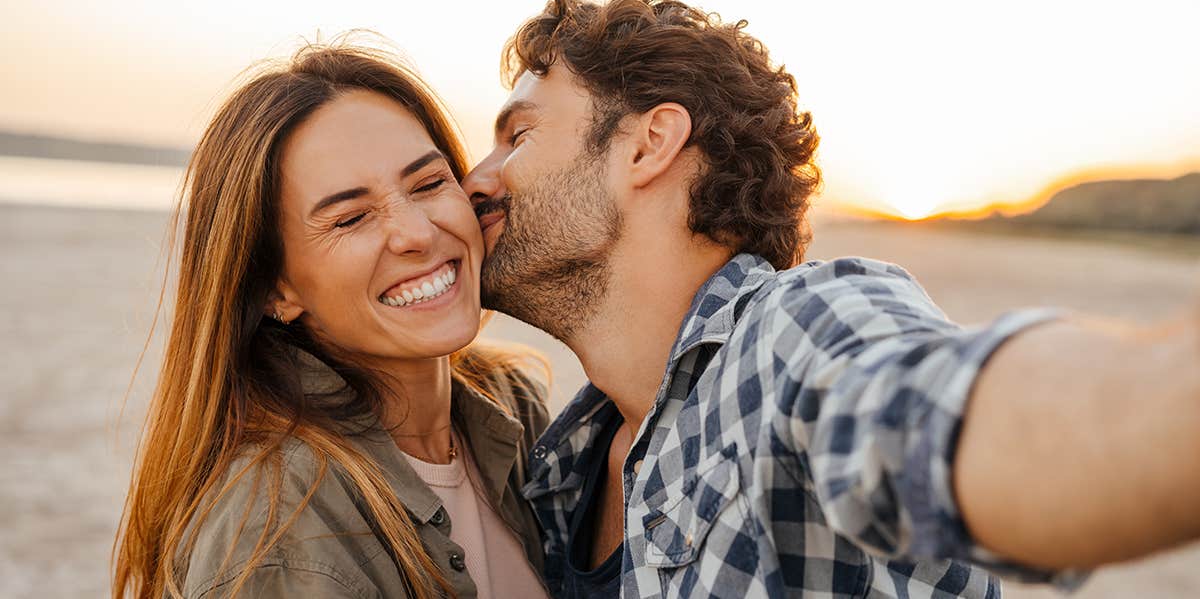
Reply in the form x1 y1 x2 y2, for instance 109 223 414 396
996 173 1200 235
0 131 191 167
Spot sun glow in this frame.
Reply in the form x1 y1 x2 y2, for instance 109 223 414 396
1 1 1199 217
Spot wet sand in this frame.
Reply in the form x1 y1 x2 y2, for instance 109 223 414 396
2 203 1198 597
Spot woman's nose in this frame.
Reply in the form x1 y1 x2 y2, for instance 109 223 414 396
384 201 437 256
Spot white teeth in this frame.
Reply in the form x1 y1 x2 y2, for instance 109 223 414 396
378 262 459 308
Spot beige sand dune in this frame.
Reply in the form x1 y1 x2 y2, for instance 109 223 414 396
1 204 1197 597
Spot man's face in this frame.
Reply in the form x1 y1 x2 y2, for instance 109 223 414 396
462 64 623 341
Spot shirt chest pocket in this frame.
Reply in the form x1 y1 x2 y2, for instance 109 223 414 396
642 444 744 568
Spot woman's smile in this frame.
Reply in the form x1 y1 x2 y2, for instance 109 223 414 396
377 259 461 310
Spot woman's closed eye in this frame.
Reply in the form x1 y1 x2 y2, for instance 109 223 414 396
331 176 448 228
414 178 446 194
334 212 367 228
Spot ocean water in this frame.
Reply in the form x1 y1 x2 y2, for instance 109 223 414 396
0 156 184 211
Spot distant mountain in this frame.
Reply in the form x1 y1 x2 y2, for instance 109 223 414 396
997 173 1200 235
0 131 191 167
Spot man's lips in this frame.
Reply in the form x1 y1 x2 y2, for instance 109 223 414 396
478 211 505 231
473 195 510 233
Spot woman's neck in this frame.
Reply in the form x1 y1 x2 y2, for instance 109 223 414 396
371 354 456 464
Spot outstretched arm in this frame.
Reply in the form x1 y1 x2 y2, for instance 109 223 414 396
956 311 1200 569
763 257 1197 583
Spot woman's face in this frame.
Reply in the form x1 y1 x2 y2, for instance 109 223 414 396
271 89 483 362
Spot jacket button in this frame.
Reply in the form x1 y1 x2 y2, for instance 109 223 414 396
532 445 548 460
430 507 446 525
449 552 466 572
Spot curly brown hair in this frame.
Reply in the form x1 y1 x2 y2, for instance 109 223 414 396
503 0 821 269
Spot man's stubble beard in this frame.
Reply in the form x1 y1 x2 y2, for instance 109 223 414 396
480 155 621 344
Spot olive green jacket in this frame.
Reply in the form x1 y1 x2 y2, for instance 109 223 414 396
177 352 550 598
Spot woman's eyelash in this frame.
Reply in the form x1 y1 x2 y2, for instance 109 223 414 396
334 213 366 228
415 178 446 194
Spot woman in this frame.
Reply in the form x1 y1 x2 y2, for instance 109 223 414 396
112 41 552 599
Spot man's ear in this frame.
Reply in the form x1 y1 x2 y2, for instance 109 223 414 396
628 102 692 189
264 278 305 324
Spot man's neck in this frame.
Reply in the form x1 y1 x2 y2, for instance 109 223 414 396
566 232 731 432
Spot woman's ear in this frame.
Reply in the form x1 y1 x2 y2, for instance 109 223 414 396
628 102 693 189
264 279 304 324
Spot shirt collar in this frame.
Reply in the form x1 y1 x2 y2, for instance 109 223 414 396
668 253 776 361
525 254 776 489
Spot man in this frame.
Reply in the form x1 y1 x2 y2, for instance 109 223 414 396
461 1 1200 597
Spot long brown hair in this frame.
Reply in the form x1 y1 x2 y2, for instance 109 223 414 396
113 39 538 599
505 0 821 269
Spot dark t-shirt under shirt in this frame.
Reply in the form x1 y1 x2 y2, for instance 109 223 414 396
559 401 624 598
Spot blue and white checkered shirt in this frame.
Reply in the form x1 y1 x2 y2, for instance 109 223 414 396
523 254 1069 598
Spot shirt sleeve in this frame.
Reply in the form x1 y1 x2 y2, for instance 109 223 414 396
762 258 1081 585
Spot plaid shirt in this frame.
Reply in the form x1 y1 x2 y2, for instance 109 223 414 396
523 254 1073 598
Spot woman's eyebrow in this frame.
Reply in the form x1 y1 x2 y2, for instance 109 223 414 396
399 149 446 179
309 150 446 217
310 186 369 217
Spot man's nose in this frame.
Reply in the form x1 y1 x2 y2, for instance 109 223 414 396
462 152 505 206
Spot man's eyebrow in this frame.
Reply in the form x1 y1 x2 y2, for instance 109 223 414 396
494 100 539 139
309 150 446 217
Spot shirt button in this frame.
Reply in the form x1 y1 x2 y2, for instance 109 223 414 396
449 552 466 572
685 532 694 547
532 445 548 460
430 507 446 526
633 459 643 475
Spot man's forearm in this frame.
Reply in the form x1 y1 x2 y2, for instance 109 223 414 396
954 312 1200 570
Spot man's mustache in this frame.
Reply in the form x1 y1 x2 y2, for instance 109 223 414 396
474 194 511 219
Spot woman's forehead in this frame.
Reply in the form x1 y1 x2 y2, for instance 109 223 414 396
280 91 440 205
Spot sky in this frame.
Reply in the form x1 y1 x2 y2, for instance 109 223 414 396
2 0 1199 218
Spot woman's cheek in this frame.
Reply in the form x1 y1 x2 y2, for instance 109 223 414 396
440 196 486 247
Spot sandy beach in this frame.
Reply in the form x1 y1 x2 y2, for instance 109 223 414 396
2 202 1198 598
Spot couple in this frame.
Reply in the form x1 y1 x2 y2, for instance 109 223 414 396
114 1 1200 598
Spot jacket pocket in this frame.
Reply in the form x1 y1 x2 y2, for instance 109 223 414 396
642 444 742 568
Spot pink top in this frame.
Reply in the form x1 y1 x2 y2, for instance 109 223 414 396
403 434 550 599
